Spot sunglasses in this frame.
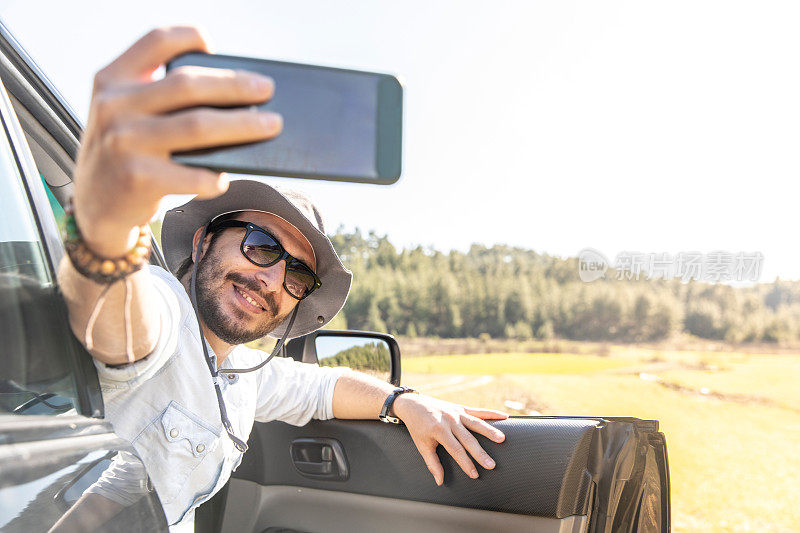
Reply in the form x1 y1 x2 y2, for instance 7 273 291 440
208 219 321 300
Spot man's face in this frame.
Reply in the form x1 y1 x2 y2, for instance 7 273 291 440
193 211 316 345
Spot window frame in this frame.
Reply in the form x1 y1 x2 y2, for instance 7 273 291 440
0 52 105 418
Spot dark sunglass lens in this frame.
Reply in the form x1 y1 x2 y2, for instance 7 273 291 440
243 230 282 266
285 264 316 299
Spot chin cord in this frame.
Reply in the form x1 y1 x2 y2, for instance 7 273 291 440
188 222 297 452
224 305 297 374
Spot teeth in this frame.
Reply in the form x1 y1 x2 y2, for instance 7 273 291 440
237 288 263 310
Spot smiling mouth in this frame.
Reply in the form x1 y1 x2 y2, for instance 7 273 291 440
234 285 265 312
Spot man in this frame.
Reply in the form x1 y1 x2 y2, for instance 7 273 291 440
58 26 507 530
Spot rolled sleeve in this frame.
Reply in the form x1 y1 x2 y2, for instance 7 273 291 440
253 356 349 426
93 266 181 387
315 364 348 420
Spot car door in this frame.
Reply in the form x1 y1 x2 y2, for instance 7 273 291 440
211 333 669 533
0 21 169 532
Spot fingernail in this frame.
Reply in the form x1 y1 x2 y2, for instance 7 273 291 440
485 458 495 469
259 112 282 131
470 470 478 479
217 173 229 191
195 27 215 53
250 75 274 94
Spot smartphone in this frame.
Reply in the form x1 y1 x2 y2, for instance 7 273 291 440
166 53 402 185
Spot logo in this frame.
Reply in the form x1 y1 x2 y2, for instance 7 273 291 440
578 248 609 282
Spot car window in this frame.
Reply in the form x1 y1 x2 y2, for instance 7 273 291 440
0 116 79 416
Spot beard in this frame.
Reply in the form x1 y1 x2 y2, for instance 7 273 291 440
193 244 289 345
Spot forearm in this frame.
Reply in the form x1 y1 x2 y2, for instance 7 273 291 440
58 256 160 365
330 370 398 419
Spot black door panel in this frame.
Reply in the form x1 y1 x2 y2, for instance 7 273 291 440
238 418 594 518
232 416 668 531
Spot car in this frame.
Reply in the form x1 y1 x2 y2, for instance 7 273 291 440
0 19 670 533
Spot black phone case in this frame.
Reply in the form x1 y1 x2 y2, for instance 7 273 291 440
167 53 402 185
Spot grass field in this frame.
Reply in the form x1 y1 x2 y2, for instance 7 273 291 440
402 346 800 533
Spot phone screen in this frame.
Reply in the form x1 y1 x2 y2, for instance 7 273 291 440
167 53 402 185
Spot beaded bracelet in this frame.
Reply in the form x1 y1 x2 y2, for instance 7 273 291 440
64 202 152 284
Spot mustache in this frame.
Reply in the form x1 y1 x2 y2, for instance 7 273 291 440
226 272 278 315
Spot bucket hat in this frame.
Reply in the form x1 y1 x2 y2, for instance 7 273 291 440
162 179 352 338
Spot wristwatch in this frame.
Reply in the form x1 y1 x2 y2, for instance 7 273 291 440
379 386 418 424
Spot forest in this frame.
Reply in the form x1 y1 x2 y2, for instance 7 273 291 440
328 229 800 343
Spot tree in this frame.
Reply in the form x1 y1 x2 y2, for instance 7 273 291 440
328 228 800 343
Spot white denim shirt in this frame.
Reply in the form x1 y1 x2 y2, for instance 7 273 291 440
90 266 346 530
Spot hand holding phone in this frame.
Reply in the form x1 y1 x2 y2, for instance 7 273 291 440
73 27 281 258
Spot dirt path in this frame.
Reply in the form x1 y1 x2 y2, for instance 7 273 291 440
421 375 495 395
636 372 800 414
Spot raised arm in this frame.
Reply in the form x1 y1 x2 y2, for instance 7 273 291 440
58 27 281 365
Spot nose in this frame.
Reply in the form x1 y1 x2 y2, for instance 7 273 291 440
253 260 286 292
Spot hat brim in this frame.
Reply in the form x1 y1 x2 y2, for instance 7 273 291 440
161 180 352 338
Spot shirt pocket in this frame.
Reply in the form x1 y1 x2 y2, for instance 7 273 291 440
134 400 220 506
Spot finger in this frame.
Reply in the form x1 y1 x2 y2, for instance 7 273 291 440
462 415 506 443
157 163 230 199
440 433 478 479
98 26 210 84
452 424 496 471
121 155 230 199
129 108 282 153
126 66 275 115
463 407 509 420
413 438 444 486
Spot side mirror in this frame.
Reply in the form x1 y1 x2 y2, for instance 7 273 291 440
284 330 401 386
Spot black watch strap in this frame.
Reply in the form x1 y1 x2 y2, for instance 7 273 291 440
379 386 417 424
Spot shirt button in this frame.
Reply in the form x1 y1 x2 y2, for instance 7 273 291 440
196 444 206 453
169 428 179 438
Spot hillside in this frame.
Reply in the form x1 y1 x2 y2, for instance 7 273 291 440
330 229 800 344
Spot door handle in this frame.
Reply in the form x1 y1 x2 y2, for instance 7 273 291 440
290 438 349 481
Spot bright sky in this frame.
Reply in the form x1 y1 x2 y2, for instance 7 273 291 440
2 1 800 281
